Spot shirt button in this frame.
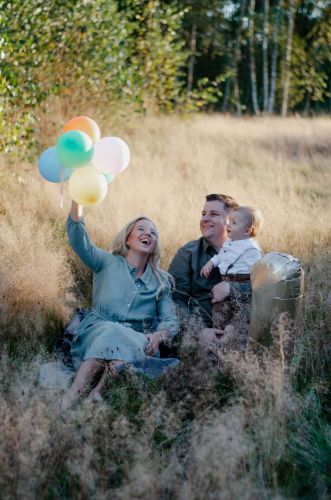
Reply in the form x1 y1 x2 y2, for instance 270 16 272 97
127 303 130 307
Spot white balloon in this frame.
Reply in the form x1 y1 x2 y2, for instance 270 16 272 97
92 137 130 174
69 166 108 206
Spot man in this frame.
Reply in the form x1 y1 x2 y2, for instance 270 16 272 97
168 193 239 346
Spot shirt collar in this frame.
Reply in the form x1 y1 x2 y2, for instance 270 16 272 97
202 237 219 255
127 260 153 284
202 237 217 252
226 237 257 247
139 262 153 284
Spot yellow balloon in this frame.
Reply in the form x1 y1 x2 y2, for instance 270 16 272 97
69 166 108 206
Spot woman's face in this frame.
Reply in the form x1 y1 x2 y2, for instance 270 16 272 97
126 219 158 256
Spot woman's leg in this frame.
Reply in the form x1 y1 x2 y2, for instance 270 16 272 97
62 358 106 408
87 360 125 401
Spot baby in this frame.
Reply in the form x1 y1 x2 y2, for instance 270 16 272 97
201 206 263 324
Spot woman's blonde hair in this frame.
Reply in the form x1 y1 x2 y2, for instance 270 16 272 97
112 216 174 298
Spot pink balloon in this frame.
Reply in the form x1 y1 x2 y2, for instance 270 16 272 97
92 137 130 174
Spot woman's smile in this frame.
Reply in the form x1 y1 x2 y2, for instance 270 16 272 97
139 236 152 246
126 220 158 254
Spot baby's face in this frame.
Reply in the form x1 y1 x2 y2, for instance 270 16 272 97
227 211 250 240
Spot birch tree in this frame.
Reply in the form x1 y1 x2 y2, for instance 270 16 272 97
262 0 270 112
281 0 297 117
268 0 282 113
248 0 260 114
233 0 247 115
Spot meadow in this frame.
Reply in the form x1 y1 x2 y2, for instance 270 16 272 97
0 114 330 499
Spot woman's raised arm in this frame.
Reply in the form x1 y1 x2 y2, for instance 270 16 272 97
67 200 111 272
70 201 84 222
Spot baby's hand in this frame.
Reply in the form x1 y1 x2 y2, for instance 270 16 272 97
201 261 214 278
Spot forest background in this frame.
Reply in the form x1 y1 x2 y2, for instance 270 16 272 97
0 1 330 499
1 0 331 151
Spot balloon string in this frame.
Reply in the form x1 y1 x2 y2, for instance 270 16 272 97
60 166 64 208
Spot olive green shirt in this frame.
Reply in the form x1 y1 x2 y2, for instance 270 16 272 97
168 238 221 326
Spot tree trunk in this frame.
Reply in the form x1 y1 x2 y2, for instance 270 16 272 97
187 23 197 93
221 78 231 112
263 0 270 112
268 0 282 113
248 0 260 115
304 93 311 116
233 0 247 115
281 0 297 117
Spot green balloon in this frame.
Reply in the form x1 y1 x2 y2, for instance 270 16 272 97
56 130 94 168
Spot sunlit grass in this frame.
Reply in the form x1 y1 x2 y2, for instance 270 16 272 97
0 114 330 498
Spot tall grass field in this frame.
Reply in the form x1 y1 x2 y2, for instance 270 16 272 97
0 115 330 499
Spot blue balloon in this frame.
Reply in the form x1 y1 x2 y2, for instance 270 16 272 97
38 147 73 183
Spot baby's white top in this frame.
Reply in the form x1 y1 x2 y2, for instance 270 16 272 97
211 238 262 275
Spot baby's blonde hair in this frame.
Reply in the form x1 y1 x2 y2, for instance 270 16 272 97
234 206 264 237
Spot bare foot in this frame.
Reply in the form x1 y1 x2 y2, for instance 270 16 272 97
86 390 103 403
60 393 78 410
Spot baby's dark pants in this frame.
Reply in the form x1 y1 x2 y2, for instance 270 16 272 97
212 282 252 348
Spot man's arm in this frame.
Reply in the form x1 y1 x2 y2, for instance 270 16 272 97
168 246 192 315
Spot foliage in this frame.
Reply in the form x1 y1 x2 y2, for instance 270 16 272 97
123 0 188 111
0 0 188 152
177 0 331 114
290 35 329 111
1 0 331 151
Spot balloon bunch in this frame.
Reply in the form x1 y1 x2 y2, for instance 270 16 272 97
38 116 130 206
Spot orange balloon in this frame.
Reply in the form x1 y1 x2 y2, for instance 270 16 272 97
63 116 101 143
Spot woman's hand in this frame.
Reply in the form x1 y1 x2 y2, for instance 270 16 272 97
145 331 168 356
70 200 84 222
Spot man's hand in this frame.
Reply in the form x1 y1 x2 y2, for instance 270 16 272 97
145 331 167 356
200 260 214 278
211 281 230 303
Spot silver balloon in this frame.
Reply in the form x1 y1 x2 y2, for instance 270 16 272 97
250 252 304 345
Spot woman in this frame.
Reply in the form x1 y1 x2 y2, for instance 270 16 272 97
62 201 179 408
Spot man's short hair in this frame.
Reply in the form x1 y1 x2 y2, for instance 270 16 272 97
205 194 239 211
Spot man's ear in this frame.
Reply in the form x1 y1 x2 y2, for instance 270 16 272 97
245 227 253 236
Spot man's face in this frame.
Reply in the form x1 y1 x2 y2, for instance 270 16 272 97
200 200 228 243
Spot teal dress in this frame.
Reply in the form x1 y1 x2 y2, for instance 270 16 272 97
67 216 179 370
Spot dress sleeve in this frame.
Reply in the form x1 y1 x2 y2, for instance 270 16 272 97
155 286 180 338
66 215 110 273
168 247 192 312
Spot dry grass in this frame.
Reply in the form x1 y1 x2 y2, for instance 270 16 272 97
33 112 331 263
0 114 330 498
